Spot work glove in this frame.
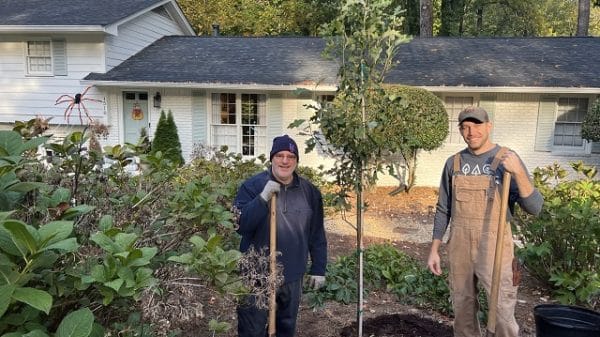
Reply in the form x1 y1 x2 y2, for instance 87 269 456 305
307 275 326 290
259 180 280 202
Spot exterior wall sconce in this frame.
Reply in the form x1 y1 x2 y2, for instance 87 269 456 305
153 92 161 108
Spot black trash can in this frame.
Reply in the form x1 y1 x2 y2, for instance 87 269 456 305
534 304 600 337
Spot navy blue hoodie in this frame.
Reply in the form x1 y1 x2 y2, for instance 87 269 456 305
234 169 327 283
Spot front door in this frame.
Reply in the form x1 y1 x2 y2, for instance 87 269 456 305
123 92 149 144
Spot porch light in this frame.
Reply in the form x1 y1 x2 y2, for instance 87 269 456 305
153 92 161 108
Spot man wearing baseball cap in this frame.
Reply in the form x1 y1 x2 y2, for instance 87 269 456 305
427 106 543 337
234 135 327 337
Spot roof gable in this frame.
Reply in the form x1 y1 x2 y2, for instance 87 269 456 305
0 0 194 35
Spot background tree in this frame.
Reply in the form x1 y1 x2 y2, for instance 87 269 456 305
441 0 600 37
577 0 591 35
152 110 184 165
176 0 336 36
420 0 434 36
439 0 466 36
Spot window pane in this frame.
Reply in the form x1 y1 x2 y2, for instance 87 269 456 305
242 94 259 125
554 97 587 147
242 126 255 155
317 95 335 109
212 93 236 125
27 41 52 74
212 125 237 152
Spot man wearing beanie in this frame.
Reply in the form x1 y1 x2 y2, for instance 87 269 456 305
234 135 327 337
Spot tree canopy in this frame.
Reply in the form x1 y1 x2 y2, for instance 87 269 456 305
176 0 600 37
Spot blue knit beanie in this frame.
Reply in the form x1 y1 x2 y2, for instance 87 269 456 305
269 135 299 161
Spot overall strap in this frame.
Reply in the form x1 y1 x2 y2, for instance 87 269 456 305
490 146 509 172
452 153 461 175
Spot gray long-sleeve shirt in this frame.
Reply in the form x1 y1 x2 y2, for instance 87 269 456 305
433 145 544 241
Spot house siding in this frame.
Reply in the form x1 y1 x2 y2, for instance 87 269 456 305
394 92 600 187
0 34 105 124
105 9 186 71
191 90 207 147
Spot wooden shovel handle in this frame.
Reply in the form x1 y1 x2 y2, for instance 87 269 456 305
268 195 277 337
487 171 511 336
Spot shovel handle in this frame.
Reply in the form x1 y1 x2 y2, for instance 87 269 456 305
487 171 511 335
268 195 277 337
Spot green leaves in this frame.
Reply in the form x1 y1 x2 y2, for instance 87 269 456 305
305 243 452 314
0 131 49 158
515 162 600 307
582 98 600 142
56 308 94 337
168 234 242 293
85 229 158 304
12 287 52 314
0 217 81 324
0 284 16 317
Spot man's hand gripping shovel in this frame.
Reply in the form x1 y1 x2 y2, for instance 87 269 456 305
486 171 511 337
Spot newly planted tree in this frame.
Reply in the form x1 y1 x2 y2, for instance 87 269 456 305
293 0 410 334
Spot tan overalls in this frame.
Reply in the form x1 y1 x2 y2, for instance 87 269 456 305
447 147 519 337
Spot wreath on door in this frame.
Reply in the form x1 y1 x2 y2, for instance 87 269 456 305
132 103 144 120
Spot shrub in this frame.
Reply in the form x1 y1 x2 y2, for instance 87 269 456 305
305 243 452 314
151 110 184 165
514 161 600 309
378 86 449 192
582 98 600 142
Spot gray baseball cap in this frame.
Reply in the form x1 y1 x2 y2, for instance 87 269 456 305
458 106 489 124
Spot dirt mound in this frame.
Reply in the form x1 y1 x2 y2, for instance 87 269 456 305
340 314 453 337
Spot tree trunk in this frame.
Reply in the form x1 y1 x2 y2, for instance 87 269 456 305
405 150 418 192
356 176 364 337
577 0 590 36
476 7 483 36
420 0 433 37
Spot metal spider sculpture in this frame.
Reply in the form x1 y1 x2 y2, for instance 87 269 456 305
55 85 103 124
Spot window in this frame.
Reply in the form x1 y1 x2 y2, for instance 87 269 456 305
554 97 588 147
211 93 267 156
26 41 52 75
317 94 335 109
444 96 474 144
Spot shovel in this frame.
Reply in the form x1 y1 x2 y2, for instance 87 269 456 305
268 195 277 337
486 171 511 337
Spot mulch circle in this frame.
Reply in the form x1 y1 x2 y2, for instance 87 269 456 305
340 313 453 337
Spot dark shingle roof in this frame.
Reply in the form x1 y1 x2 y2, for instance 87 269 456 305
0 0 163 26
85 36 339 86
387 37 600 88
85 36 600 89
